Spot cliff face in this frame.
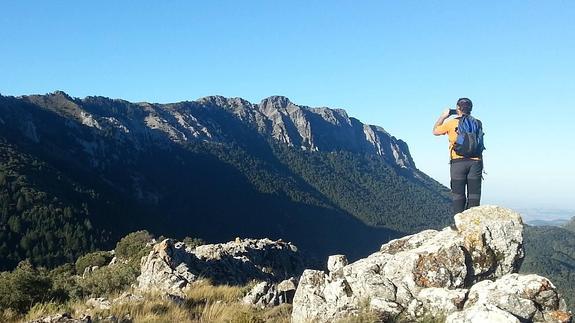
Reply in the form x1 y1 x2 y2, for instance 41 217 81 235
3 92 414 168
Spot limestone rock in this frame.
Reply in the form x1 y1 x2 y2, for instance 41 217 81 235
28 313 91 323
380 229 439 254
417 288 468 317
242 277 299 308
137 239 195 294
446 304 521 323
108 256 117 266
85 297 111 310
277 277 298 293
82 265 100 279
543 311 573 323
137 237 304 294
191 238 303 285
454 205 524 281
255 96 415 167
464 274 570 322
291 269 359 323
291 206 561 323
327 254 347 279
242 281 275 308
112 292 145 305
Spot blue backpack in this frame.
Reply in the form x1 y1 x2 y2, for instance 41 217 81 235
454 116 485 158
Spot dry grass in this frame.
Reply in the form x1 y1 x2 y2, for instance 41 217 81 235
195 302 291 323
185 280 247 304
22 301 75 321
197 302 255 322
336 312 382 323
257 303 292 323
15 281 292 323
106 296 191 323
0 309 19 323
335 298 389 323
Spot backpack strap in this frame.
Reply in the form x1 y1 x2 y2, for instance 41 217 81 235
450 116 463 160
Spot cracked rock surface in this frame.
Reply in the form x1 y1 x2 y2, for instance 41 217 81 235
292 206 572 323
137 238 304 295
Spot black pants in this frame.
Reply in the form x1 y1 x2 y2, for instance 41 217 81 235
450 159 483 214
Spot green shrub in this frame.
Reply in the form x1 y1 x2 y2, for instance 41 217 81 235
183 236 206 249
0 261 56 313
77 263 138 297
115 230 153 264
49 263 82 301
75 251 113 274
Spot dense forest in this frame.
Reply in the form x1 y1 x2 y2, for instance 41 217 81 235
0 140 106 269
521 225 575 310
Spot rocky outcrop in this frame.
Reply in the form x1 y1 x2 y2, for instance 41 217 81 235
137 239 196 293
255 96 414 168
137 238 304 295
447 274 568 322
291 206 572 322
241 277 298 308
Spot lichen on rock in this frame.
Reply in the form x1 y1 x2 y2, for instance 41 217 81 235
292 206 571 323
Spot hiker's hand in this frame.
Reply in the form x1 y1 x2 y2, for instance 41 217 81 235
441 108 451 119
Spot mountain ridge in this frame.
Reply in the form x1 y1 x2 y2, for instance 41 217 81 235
10 91 415 168
0 91 451 270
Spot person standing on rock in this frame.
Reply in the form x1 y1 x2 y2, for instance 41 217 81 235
433 98 485 214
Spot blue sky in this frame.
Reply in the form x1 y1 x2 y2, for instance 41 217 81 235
1 1 574 211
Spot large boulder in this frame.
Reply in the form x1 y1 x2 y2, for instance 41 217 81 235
191 238 303 284
450 274 570 322
137 239 196 293
137 237 304 294
454 206 524 281
292 206 571 322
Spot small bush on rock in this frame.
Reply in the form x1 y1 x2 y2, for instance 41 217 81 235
49 263 81 301
115 230 153 268
183 236 206 249
0 261 58 313
75 250 113 274
78 263 138 297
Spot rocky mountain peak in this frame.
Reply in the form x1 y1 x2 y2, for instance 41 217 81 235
22 91 85 123
197 95 231 107
25 90 76 106
51 90 73 99
196 95 253 109
259 95 294 110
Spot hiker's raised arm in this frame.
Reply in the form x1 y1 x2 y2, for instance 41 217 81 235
432 109 451 135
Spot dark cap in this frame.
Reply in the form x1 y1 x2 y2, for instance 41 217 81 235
456 98 473 113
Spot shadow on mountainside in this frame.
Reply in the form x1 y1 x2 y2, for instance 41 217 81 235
0 94 459 271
